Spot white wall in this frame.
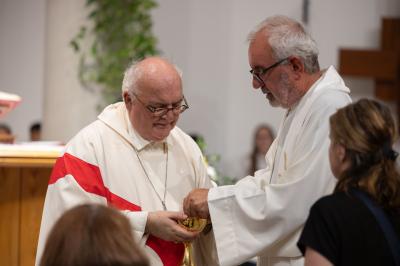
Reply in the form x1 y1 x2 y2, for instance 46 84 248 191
42 0 100 141
1 0 399 178
152 0 400 178
0 0 46 141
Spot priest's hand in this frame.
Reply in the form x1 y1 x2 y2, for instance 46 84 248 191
145 211 199 242
183 188 210 219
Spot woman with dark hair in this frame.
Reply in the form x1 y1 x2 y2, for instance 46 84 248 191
39 204 149 266
298 99 400 266
247 124 275 176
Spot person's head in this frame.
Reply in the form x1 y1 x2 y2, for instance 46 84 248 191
0 123 14 144
39 204 149 266
122 57 188 142
0 123 11 135
254 124 275 154
329 99 400 210
30 122 41 141
247 15 320 109
249 124 275 175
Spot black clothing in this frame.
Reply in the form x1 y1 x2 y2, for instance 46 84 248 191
297 192 400 265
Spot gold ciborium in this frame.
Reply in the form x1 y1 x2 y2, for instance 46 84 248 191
178 217 207 266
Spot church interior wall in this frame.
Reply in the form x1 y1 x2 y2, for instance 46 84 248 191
0 0 46 141
1 0 399 179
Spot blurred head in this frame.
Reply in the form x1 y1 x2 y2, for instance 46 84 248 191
122 57 188 141
247 15 319 109
0 123 14 144
248 124 275 175
329 99 400 210
30 122 41 141
254 125 274 154
39 204 149 266
0 123 11 135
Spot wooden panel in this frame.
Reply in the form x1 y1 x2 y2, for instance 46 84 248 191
0 157 57 168
0 144 62 167
374 80 398 100
0 168 21 266
19 168 51 266
339 50 398 80
381 18 400 50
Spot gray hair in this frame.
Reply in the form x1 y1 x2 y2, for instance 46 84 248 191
121 58 183 96
248 15 319 73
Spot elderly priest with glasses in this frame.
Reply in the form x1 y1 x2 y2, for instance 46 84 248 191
36 57 218 266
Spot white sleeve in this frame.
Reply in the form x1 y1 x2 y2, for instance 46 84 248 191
207 102 340 266
184 135 220 265
121 210 148 241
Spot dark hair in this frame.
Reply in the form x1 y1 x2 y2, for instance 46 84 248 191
330 99 400 211
30 122 41 132
248 124 275 175
39 204 149 266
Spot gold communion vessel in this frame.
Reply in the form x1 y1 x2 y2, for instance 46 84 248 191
178 217 207 266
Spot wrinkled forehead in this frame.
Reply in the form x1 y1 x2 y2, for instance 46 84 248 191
248 31 274 65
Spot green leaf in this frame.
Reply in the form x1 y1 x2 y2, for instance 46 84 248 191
70 0 159 107
70 40 80 52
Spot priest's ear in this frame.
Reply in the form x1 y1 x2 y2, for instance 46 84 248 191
287 56 304 78
123 91 132 104
123 91 134 111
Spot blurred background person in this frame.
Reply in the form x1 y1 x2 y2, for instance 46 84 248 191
39 204 149 266
239 124 275 266
30 122 42 141
0 123 15 144
247 124 275 176
298 99 400 266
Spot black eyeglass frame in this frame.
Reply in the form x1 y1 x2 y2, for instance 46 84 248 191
249 57 289 84
132 92 189 117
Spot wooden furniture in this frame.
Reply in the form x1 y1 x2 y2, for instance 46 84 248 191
0 146 61 266
339 17 400 122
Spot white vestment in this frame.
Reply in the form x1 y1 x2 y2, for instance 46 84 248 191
36 102 218 266
208 66 352 266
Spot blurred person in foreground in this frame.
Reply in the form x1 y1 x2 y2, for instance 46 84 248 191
298 99 400 266
39 204 149 266
36 57 217 266
184 15 351 266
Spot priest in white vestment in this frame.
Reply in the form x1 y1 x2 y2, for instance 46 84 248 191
184 15 352 266
36 57 218 266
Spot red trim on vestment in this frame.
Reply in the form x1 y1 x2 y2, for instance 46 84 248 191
146 235 185 266
50 152 184 264
50 153 141 211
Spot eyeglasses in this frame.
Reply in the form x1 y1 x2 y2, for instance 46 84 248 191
249 57 289 85
132 93 189 117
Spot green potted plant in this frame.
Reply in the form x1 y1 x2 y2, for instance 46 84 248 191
71 0 159 105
